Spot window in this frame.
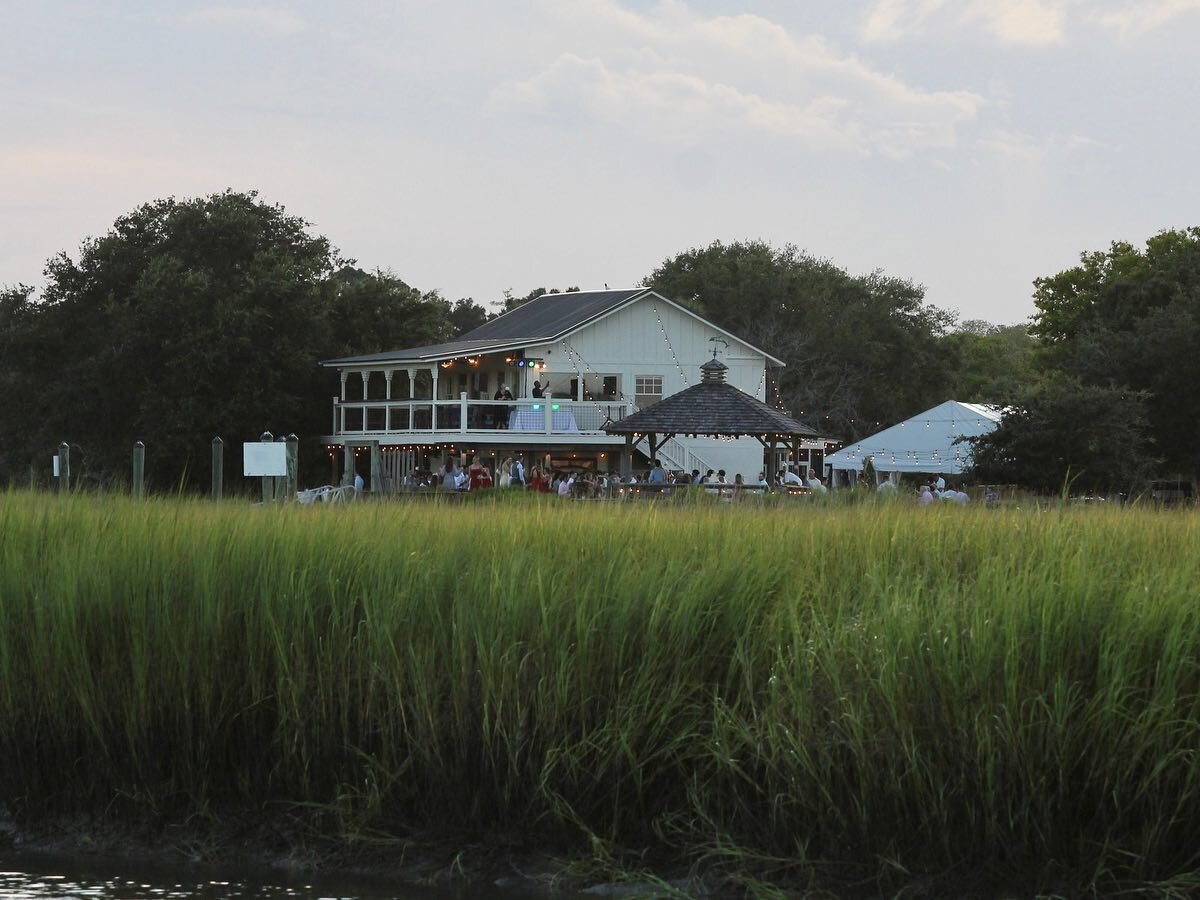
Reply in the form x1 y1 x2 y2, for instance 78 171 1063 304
634 375 663 408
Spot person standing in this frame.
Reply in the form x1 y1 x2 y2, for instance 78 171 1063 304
468 455 487 491
647 458 667 486
511 454 526 488
353 471 364 496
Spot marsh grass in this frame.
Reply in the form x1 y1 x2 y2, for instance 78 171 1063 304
2 490 1199 894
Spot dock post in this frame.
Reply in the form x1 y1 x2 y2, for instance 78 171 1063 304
260 431 274 503
273 435 287 502
285 434 299 499
58 442 70 493
211 436 224 501
132 441 145 498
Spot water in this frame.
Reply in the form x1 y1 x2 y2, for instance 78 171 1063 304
0 852 538 899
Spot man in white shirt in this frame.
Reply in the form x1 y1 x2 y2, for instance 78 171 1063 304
782 466 803 486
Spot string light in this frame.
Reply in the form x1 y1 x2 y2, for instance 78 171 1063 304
653 304 690 386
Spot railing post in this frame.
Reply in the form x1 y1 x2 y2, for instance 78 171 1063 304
460 392 468 433
544 399 553 433
260 431 274 503
132 440 145 498
332 396 339 435
211 436 224 501
58 442 70 493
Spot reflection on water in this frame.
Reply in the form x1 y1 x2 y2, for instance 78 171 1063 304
0 853 520 900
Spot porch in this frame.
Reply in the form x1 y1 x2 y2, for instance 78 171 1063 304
328 396 634 440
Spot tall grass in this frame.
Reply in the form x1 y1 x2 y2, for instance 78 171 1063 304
1 490 1199 893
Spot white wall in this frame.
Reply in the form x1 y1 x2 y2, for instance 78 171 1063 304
529 296 770 401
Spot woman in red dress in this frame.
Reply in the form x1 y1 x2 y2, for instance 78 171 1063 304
468 455 488 491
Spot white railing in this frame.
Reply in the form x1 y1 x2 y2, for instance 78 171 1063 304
658 435 717 478
332 396 633 437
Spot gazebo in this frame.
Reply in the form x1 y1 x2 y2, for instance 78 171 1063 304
603 357 827 483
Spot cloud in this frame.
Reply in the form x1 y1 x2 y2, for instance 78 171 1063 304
862 0 949 42
967 0 1066 44
861 0 1066 45
182 6 306 35
1100 0 1200 34
493 1 984 158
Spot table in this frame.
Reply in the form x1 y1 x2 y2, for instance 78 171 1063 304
508 408 580 431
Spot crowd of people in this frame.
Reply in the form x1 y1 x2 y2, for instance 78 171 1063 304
376 456 841 500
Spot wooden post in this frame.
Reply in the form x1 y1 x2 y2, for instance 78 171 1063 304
370 440 383 494
285 434 298 499
342 442 355 487
767 438 778 487
211 436 224 501
132 441 145 498
621 434 633 478
58 442 70 493
273 435 287 502
260 431 274 503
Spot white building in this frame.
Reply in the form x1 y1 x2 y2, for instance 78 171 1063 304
320 288 788 487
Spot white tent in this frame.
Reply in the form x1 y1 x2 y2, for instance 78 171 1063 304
825 401 1002 476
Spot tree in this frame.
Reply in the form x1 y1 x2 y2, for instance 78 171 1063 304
645 240 956 441
939 321 1037 404
1030 227 1200 481
0 191 456 489
967 377 1158 495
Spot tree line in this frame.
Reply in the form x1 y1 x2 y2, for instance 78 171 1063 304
0 189 1193 494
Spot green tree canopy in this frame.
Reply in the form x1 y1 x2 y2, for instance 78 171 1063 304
0 191 456 488
1030 227 1200 480
645 240 956 441
939 320 1037 405
968 376 1158 495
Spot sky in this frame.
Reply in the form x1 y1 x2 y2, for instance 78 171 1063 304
3 1 1199 325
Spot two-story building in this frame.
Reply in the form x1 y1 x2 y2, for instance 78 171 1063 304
320 288 803 487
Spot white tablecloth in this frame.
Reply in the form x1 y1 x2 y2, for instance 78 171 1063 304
508 408 580 431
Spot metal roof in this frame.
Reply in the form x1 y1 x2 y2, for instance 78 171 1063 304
459 289 649 342
320 289 648 367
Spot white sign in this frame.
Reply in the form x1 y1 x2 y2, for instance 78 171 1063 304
52 455 60 477
243 442 287 477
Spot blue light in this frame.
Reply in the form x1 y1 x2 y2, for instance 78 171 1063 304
532 404 541 410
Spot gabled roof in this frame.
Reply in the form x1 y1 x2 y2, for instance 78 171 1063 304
825 400 1003 474
321 288 785 367
604 360 819 439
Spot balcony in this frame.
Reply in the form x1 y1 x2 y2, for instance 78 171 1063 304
330 397 634 442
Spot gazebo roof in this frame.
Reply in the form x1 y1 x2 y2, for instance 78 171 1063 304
603 359 820 439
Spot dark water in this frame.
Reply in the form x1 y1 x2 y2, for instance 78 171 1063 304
0 853 546 899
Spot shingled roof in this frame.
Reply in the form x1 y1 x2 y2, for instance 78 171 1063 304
604 358 819 439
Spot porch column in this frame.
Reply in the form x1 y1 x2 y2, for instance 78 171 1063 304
460 391 468 434
360 370 370 401
339 371 348 401
384 370 394 431
429 367 439 432
342 442 355 486
767 438 778 486
370 441 383 493
406 368 417 399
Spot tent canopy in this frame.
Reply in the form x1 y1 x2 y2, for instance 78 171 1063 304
825 401 1002 475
